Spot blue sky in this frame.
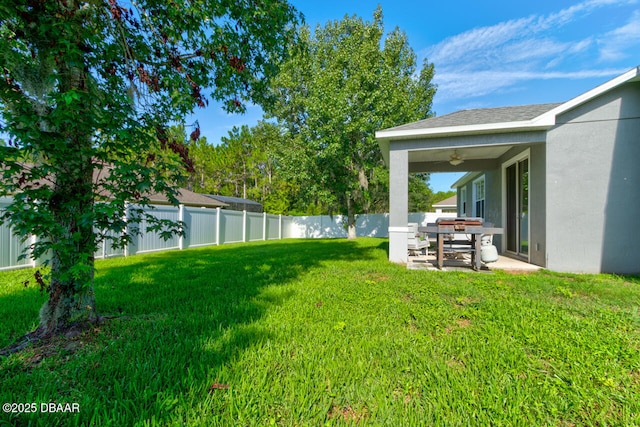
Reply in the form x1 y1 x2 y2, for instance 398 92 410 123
189 0 640 192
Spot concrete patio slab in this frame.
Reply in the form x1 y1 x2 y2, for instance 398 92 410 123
408 251 542 273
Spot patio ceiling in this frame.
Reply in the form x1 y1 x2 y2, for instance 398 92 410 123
407 144 516 173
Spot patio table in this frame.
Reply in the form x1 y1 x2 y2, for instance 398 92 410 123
419 221 504 270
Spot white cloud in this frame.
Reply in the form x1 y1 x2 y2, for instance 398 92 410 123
540 0 633 28
598 10 640 61
426 18 534 66
424 0 640 103
435 69 629 103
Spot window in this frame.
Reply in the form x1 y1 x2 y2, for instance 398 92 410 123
473 176 485 218
459 187 467 216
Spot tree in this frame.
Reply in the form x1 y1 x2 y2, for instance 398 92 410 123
409 173 434 212
266 7 436 238
0 0 300 339
187 121 296 214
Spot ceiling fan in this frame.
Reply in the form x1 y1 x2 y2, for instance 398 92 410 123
449 150 464 166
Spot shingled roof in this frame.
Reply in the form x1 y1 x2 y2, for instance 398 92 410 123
147 189 228 208
205 195 263 213
382 103 562 133
432 195 457 207
1 161 227 208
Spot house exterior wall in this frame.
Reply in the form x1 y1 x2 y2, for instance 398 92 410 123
546 81 640 274
456 175 475 217
529 143 546 267
434 207 457 214
455 171 503 248
457 185 469 217
484 169 502 229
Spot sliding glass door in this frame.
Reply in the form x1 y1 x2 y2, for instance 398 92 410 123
506 157 529 257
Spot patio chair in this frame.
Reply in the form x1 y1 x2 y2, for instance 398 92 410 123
407 223 429 256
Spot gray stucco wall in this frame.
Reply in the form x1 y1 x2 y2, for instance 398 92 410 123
546 81 640 274
456 173 476 218
484 169 502 247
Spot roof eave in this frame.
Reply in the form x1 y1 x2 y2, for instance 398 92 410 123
536 66 640 123
148 198 227 209
451 172 481 189
375 120 553 142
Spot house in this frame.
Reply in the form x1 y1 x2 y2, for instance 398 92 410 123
204 195 263 213
432 195 457 214
376 66 640 274
0 160 228 210
147 189 228 209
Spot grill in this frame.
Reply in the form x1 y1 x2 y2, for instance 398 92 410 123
435 217 483 232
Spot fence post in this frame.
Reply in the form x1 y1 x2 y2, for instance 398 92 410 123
242 210 247 243
124 202 131 257
101 232 106 260
178 204 184 250
30 234 37 267
263 212 267 241
216 207 221 245
279 215 282 240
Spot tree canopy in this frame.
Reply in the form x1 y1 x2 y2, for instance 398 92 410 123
265 7 436 237
0 0 300 338
186 121 296 214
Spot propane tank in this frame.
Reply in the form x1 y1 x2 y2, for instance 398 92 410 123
480 234 499 263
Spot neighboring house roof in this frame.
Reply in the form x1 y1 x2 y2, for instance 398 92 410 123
432 195 457 208
205 195 262 207
1 162 226 208
148 189 228 208
94 164 227 208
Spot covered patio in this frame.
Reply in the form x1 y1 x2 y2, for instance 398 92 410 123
375 103 557 266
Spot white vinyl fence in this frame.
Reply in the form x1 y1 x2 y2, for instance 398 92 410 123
1 195 444 271
291 212 442 238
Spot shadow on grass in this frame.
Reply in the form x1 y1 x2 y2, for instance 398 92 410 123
97 238 378 315
0 269 48 346
1 239 384 425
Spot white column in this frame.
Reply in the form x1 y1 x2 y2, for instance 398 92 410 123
389 148 409 263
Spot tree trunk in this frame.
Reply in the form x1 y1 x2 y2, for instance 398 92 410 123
347 198 357 240
36 39 98 337
36 207 97 336
37 252 96 338
36 158 98 337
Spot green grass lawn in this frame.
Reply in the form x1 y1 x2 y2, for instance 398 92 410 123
1 238 639 426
